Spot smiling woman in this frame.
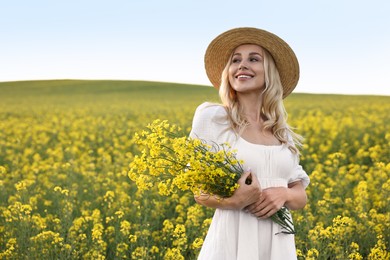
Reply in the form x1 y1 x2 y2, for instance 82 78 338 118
191 27 309 260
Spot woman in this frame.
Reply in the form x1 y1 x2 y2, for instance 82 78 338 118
190 27 310 259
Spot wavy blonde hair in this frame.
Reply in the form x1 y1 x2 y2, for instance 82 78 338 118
219 46 302 154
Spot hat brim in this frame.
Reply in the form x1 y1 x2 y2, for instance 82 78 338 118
204 27 299 98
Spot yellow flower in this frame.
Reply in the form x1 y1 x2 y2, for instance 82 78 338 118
0 165 6 174
131 246 148 259
115 210 124 219
191 237 204 249
116 242 129 254
150 245 159 254
306 248 319 259
129 234 137 243
368 235 389 259
164 248 185 260
91 223 104 241
15 181 27 191
120 220 131 236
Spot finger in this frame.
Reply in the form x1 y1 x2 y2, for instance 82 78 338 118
245 201 259 213
238 171 251 185
250 207 264 215
244 205 253 213
245 172 253 185
256 208 272 219
252 201 271 216
258 209 277 219
248 174 261 189
249 202 266 214
257 203 280 219
245 191 263 211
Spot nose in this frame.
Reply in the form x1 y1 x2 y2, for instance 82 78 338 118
238 61 248 70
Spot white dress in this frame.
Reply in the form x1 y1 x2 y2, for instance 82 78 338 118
189 103 310 260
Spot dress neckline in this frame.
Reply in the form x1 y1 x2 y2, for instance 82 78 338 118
238 136 284 148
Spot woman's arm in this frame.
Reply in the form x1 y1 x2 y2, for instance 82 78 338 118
245 180 307 218
194 171 262 210
285 180 307 210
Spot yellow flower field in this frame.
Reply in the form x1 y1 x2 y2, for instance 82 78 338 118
0 80 389 259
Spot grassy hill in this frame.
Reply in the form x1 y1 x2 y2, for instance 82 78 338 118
1 79 388 109
0 80 217 100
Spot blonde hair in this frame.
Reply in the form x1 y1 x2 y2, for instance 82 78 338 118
219 47 302 153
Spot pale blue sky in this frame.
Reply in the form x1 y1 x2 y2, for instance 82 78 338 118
1 0 389 95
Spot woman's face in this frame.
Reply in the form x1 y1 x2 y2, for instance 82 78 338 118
228 44 265 95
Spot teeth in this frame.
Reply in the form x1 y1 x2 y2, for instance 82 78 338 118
237 75 252 79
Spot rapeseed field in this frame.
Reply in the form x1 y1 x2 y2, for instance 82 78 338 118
0 80 389 259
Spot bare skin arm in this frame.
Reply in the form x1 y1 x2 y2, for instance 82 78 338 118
194 171 262 210
245 180 307 218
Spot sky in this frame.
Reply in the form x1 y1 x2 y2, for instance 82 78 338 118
1 0 389 96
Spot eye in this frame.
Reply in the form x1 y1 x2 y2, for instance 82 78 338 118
250 55 263 62
232 58 241 63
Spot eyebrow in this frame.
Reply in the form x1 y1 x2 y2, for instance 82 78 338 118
232 52 263 56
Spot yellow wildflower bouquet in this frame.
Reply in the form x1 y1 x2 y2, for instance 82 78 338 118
129 119 295 234
128 119 243 198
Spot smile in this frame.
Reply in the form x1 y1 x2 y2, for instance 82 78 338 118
236 75 253 79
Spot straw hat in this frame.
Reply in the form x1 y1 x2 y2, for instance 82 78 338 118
204 27 299 98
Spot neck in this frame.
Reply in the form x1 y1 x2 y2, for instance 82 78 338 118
237 92 263 123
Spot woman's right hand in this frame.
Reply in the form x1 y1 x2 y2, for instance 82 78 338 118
227 170 262 210
194 170 261 210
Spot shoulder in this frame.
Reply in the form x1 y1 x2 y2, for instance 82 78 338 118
193 102 227 121
190 102 230 141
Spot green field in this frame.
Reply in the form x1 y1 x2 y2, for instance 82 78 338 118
0 80 389 259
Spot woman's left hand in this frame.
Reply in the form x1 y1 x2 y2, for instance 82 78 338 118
244 187 288 219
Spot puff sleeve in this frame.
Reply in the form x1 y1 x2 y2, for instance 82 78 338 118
288 154 310 189
189 102 231 145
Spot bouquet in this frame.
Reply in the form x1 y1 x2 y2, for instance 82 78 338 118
128 119 295 234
